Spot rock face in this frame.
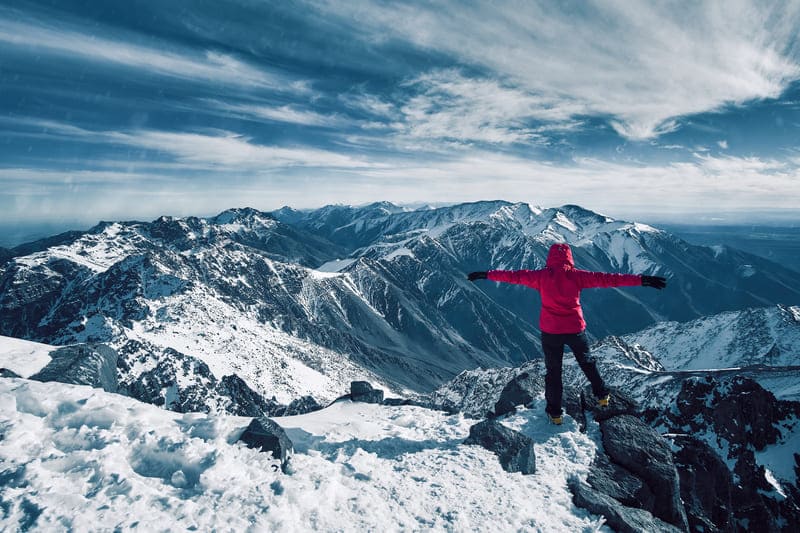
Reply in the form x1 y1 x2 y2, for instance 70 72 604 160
670 435 735 533
569 478 682 533
350 381 384 404
600 415 689 531
30 343 118 392
463 419 536 475
493 371 543 417
653 376 800 532
238 417 294 473
586 452 655 514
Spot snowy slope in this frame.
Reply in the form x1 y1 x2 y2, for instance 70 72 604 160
0 335 57 377
0 378 608 532
619 304 800 370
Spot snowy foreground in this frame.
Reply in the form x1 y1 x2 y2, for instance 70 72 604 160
0 378 607 532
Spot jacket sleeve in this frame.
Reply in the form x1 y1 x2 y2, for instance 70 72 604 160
487 269 542 289
575 270 641 289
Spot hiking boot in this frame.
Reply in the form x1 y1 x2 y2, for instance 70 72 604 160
597 394 610 408
549 414 563 425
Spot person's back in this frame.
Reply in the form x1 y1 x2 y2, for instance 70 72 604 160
467 243 666 424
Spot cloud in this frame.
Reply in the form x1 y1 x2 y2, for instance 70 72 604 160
717 140 729 149
206 101 348 128
0 118 373 171
4 149 798 223
308 0 800 140
338 71 588 146
111 130 371 169
0 15 291 90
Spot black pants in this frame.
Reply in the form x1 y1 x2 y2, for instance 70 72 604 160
542 331 608 417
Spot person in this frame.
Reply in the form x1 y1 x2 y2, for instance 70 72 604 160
467 243 666 424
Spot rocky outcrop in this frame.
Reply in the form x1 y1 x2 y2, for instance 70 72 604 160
586 452 655 514
117 339 314 418
30 343 118 392
238 417 293 473
350 381 384 404
670 435 735 532
653 376 800 532
493 371 543 417
601 415 689 531
275 395 323 416
464 419 536 475
569 478 682 533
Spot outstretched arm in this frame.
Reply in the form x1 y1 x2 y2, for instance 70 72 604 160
474 269 542 289
576 270 667 290
575 270 642 289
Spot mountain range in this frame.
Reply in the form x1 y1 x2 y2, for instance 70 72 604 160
2 200 800 411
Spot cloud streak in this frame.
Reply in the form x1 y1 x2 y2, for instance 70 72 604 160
0 14 293 90
309 0 800 139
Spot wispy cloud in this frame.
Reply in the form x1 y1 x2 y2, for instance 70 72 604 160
111 130 371 169
310 0 800 140
0 15 293 90
0 119 372 170
206 101 348 128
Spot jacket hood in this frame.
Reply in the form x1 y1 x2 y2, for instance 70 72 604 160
546 243 574 269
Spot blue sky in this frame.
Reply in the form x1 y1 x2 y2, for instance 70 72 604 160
2 0 800 237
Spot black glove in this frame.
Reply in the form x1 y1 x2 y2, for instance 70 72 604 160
467 271 488 282
641 275 667 290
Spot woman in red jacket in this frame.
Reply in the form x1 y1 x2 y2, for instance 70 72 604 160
468 243 666 424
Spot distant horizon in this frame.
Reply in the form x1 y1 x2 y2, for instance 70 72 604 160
2 199 799 249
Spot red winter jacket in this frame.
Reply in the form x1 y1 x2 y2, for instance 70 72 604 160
487 243 641 334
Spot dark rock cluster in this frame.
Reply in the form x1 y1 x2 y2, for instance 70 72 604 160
464 419 536 475
651 376 800 532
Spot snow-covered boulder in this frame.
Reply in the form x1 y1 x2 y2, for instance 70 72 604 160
30 343 118 392
237 417 293 473
463 419 536 475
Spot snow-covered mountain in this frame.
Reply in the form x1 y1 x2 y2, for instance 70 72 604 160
2 201 800 414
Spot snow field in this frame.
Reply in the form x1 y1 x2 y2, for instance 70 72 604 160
0 335 57 378
1 378 607 532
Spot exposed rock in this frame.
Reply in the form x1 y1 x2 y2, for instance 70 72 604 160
601 415 689 531
350 381 384 404
464 419 535 475
493 371 543 417
569 478 682 533
563 386 586 431
586 387 639 422
116 340 288 416
238 417 293 473
654 376 800 532
30 343 118 392
218 374 284 417
382 397 417 407
277 395 322 416
670 435 734 533
0 368 21 378
587 451 655 513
